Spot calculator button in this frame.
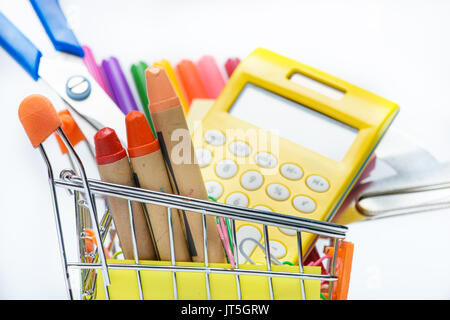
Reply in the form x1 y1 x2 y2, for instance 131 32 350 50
225 192 249 207
253 206 272 212
292 195 316 213
204 130 226 146
280 163 303 180
215 160 238 179
269 240 287 259
195 148 212 168
266 184 290 201
240 170 264 191
306 175 330 192
255 152 277 168
278 228 297 236
205 181 223 199
229 141 251 157
237 225 262 263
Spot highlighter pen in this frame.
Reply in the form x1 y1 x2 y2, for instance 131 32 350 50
94 127 156 261
130 61 157 138
126 111 191 262
224 57 241 78
101 57 139 115
154 59 189 115
175 59 208 106
145 65 225 263
196 55 226 99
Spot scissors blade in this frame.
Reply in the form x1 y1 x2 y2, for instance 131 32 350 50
38 53 127 145
345 129 450 219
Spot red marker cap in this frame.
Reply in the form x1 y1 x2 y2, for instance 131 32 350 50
125 110 160 158
94 127 127 165
225 58 241 78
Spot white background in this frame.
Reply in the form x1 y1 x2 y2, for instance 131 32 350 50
1 0 450 299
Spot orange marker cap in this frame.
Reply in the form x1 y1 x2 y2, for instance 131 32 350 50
54 110 86 154
145 65 180 113
18 95 61 148
125 110 160 158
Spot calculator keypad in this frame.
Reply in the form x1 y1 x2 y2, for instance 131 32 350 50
269 240 287 259
306 175 330 192
280 163 303 180
215 160 238 179
229 141 251 157
204 130 226 146
240 170 264 191
292 195 316 213
225 192 249 207
266 183 290 201
195 148 212 168
199 131 331 263
255 152 277 168
205 180 223 199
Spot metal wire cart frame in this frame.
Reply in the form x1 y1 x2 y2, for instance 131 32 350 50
37 127 350 300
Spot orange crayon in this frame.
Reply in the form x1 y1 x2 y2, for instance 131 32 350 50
126 110 191 262
145 65 225 263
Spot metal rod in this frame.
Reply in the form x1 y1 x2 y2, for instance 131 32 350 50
296 231 306 300
167 207 178 300
66 262 339 281
230 219 241 300
74 191 86 299
328 238 340 300
202 212 211 300
38 145 73 300
56 174 348 238
263 225 274 300
57 128 111 287
128 200 144 300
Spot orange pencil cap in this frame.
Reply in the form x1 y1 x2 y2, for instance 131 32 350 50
125 110 160 158
145 65 180 113
18 94 61 148
54 110 86 154
175 59 208 105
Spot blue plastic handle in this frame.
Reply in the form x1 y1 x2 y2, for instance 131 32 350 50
0 12 42 80
30 0 84 57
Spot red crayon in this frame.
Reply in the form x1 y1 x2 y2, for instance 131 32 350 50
95 127 156 261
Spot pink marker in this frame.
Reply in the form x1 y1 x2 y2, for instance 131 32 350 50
196 55 226 99
81 46 112 98
224 57 241 78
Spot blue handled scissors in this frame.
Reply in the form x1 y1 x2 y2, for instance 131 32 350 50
0 0 126 144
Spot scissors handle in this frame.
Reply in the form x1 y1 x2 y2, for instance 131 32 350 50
30 0 84 57
0 12 42 80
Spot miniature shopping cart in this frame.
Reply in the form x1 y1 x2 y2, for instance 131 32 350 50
20 95 353 300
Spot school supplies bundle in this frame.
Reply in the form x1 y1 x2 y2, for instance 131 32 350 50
6 0 408 301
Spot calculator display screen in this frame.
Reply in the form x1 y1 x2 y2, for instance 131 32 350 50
228 83 358 162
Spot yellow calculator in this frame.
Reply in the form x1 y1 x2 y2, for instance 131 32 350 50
191 48 399 264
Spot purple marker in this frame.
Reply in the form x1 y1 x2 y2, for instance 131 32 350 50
101 57 138 115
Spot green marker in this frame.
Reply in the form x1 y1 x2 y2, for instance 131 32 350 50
130 61 157 138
